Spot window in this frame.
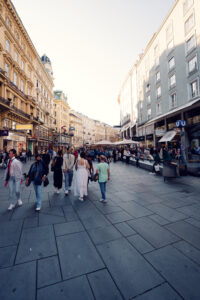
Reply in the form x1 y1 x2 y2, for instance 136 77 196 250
147 108 151 120
146 83 150 93
170 93 177 109
186 35 196 53
154 45 159 66
21 80 24 92
147 95 151 104
28 69 31 78
169 74 176 88
156 86 161 98
168 57 175 70
27 87 30 96
183 0 193 15
14 51 18 62
185 13 195 35
6 17 10 28
156 71 160 82
190 79 198 98
156 102 162 115
188 55 198 73
166 23 173 41
6 40 10 52
167 39 174 51
21 60 24 70
5 63 9 76
21 42 25 51
12 121 16 130
14 72 17 86
15 32 19 40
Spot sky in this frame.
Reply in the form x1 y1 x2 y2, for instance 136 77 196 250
12 0 175 126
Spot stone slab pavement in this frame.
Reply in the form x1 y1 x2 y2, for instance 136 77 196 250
0 160 200 300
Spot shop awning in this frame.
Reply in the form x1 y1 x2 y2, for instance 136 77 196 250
158 130 176 143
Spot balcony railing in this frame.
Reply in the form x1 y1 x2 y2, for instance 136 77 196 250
13 107 30 119
0 96 11 106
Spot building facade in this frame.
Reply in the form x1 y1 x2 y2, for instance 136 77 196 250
119 0 200 156
0 0 54 154
69 110 83 148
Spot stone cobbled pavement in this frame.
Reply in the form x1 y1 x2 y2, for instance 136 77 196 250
0 160 200 300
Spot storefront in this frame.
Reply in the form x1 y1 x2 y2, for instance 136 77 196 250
3 132 26 154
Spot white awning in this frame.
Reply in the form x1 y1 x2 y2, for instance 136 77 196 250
158 130 176 143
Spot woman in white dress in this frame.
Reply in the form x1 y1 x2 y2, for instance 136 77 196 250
74 152 90 201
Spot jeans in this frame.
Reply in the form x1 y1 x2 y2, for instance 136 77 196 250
99 182 106 200
33 184 42 208
64 170 73 190
8 176 21 204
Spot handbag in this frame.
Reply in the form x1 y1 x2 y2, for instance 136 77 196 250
93 173 99 182
43 177 49 187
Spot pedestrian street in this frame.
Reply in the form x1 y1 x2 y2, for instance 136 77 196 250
0 161 200 300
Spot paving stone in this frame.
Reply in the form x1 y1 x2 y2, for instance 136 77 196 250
148 203 187 222
177 204 200 220
185 217 200 229
0 261 36 300
37 275 94 300
173 240 200 265
39 213 66 226
38 256 61 288
41 206 64 217
115 221 137 237
94 202 123 215
62 205 79 221
80 214 111 230
106 211 133 224
97 238 163 299
11 203 37 220
128 217 179 248
54 220 84 236
149 214 170 226
166 221 200 250
119 201 153 218
88 269 123 300
57 231 104 280
145 245 200 300
134 283 182 300
127 234 154 254
161 197 197 209
88 225 122 245
0 246 17 268
16 225 57 263
23 216 38 228
0 219 23 247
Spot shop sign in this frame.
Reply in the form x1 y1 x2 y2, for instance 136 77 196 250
176 120 186 128
16 124 33 130
155 129 166 136
0 130 9 136
137 136 145 141
146 134 153 140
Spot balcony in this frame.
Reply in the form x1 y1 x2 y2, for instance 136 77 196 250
13 107 30 119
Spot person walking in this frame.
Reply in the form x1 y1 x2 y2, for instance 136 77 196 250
42 148 51 173
27 149 32 161
63 147 75 195
74 152 90 202
53 150 63 194
25 154 48 211
96 155 110 203
5 149 23 210
126 148 131 164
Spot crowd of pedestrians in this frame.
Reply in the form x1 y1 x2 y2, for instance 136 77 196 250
3 147 111 212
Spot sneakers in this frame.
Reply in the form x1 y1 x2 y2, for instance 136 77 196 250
99 198 107 203
65 190 69 195
68 187 71 191
17 199 23 206
56 189 60 194
99 198 104 202
35 207 41 211
8 203 15 211
79 197 84 202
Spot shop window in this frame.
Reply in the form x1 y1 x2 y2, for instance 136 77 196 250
186 35 196 53
156 86 161 99
6 40 10 52
184 13 195 35
168 57 175 71
188 55 198 74
189 79 198 98
169 74 176 88
169 93 177 109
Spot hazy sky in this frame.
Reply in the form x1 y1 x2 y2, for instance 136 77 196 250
12 0 175 126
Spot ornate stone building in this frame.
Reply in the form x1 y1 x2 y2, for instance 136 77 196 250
0 0 54 154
